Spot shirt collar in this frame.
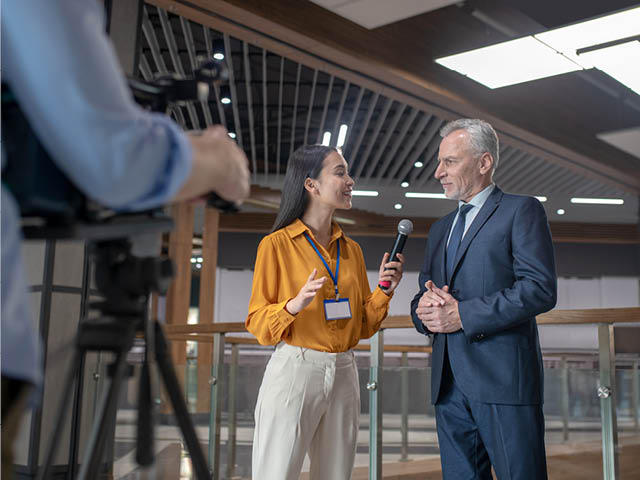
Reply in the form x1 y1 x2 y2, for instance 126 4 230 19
458 183 495 211
286 218 345 244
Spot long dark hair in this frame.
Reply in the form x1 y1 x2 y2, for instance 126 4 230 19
271 144 338 233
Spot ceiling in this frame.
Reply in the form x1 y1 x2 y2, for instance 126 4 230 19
140 0 640 228
308 0 460 29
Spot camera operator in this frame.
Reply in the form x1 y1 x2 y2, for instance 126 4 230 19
1 1 250 477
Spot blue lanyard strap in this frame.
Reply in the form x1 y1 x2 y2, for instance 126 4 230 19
304 233 340 299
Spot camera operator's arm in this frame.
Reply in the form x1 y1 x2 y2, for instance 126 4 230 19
173 126 250 203
2 0 249 211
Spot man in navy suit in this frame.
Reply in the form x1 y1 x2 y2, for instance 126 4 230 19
410 119 557 479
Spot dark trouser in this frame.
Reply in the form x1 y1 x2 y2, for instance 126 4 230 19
2 376 32 480
435 358 547 480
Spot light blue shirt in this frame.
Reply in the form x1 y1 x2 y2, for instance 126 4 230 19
1 0 193 386
446 184 495 246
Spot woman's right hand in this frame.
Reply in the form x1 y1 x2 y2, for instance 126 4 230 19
285 268 326 315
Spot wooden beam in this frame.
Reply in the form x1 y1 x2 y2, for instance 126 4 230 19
196 207 220 412
165 202 194 365
215 211 639 244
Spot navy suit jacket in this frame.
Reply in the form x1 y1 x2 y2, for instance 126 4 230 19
410 187 557 405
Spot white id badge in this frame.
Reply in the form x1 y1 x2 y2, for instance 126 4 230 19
324 298 352 321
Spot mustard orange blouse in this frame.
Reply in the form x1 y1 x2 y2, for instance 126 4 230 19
245 219 392 352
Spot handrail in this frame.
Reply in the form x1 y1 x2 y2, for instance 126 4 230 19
165 334 640 360
383 307 640 329
166 333 433 353
162 307 640 336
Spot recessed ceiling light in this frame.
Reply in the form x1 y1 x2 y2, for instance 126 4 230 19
221 97 231 105
556 208 565 215
394 203 402 210
435 36 581 88
535 7 640 69
352 190 379 197
534 196 547 202
212 38 226 61
414 161 424 168
228 132 236 139
401 181 409 188
435 7 640 92
405 192 448 199
190 258 196 263
578 41 640 95
570 197 624 205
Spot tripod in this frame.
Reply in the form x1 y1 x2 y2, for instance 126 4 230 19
37 232 211 480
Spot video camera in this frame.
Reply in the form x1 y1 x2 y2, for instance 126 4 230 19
1 57 235 242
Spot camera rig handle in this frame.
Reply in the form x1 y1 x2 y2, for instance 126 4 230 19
129 59 239 214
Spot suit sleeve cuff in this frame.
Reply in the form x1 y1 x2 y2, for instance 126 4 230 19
458 301 485 342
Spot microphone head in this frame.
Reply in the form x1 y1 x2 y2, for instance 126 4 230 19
398 219 413 235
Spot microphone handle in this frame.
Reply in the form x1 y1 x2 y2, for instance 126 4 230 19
389 233 407 262
379 233 407 289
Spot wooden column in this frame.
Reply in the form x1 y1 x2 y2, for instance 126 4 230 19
165 202 195 367
196 207 220 412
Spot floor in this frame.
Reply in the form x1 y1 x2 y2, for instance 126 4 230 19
111 412 640 479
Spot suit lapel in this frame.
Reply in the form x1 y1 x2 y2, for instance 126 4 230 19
452 187 504 279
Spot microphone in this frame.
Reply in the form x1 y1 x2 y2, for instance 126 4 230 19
379 219 413 289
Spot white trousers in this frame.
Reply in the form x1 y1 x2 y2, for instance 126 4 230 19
252 342 360 480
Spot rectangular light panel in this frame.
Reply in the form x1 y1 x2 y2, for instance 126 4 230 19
405 192 448 199
436 6 640 91
535 7 640 68
579 41 640 95
352 190 379 196
570 198 624 205
435 37 582 88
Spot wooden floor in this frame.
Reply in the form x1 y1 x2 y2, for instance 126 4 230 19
344 435 640 480
150 434 640 479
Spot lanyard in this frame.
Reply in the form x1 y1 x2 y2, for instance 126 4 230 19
304 233 340 299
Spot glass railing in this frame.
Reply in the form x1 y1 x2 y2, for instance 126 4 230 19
104 321 640 479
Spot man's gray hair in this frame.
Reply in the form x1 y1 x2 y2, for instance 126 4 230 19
440 118 500 172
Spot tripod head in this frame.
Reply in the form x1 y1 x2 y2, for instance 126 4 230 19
90 226 174 321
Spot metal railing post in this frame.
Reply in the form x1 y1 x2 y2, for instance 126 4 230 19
597 324 620 480
368 330 384 480
209 332 225 479
400 351 410 461
560 356 570 442
226 343 239 479
632 359 639 432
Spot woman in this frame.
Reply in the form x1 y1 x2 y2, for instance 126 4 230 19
246 144 404 480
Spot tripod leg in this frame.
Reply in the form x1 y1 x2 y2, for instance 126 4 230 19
136 359 154 466
77 349 130 480
153 321 211 480
36 349 82 480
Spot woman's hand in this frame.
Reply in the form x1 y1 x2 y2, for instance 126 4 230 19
285 269 327 315
378 253 405 295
